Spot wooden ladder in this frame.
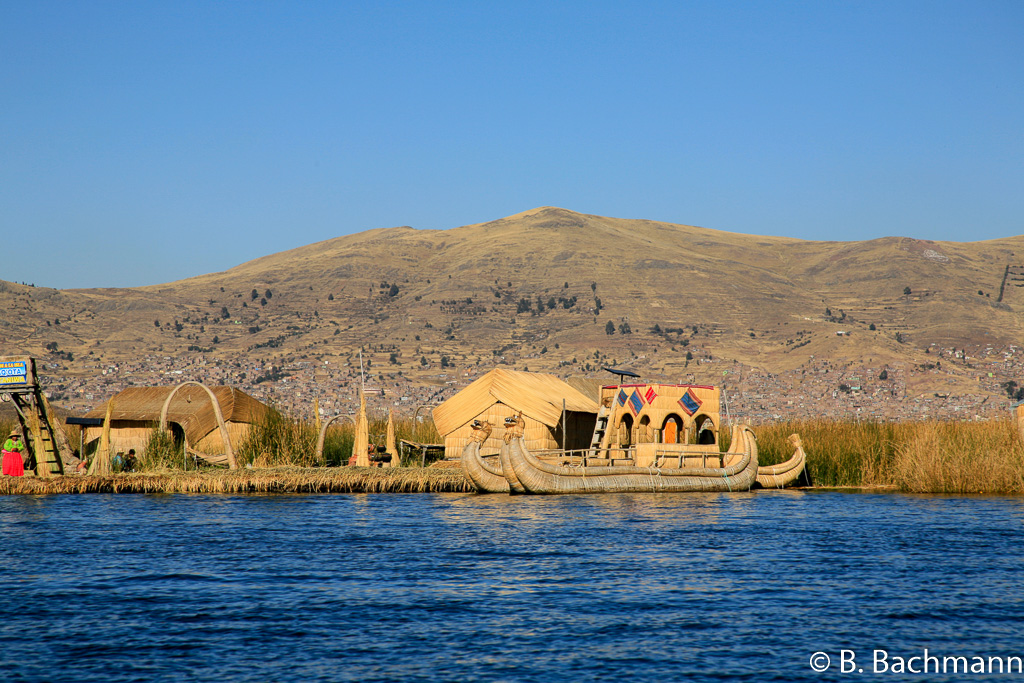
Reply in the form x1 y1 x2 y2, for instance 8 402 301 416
11 390 66 477
588 404 610 457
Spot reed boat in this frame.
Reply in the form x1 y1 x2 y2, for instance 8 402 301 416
461 416 580 494
456 378 808 494
502 424 758 494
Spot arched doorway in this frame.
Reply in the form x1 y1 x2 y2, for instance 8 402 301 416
617 414 634 447
662 414 684 444
638 415 652 443
694 414 716 445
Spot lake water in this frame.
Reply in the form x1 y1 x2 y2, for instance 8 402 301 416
2 491 1024 682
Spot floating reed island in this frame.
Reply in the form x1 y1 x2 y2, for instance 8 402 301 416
2 416 1024 495
3 363 1023 495
0 465 473 495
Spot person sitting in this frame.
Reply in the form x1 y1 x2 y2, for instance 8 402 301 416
112 451 125 472
123 449 137 472
2 431 26 477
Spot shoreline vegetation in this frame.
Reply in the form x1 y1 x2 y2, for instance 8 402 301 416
2 412 1023 495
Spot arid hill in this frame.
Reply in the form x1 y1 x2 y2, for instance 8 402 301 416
3 207 1023 412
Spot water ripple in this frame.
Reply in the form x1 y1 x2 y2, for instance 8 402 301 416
2 491 1024 681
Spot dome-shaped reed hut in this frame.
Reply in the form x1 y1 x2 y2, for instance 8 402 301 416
80 385 269 465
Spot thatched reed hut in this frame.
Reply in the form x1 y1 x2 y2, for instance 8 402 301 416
433 369 598 458
81 386 268 464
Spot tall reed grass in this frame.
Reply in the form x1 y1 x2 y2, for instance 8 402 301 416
233 408 443 468
237 408 320 468
751 418 1024 493
141 428 183 471
0 417 15 442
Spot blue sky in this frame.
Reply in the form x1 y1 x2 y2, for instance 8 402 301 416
2 1 1022 289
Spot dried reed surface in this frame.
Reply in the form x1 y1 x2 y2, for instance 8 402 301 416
0 466 472 495
753 418 1024 493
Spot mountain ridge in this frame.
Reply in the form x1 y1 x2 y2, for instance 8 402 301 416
2 207 1023 418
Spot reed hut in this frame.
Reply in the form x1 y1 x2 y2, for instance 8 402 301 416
433 369 598 458
81 386 269 464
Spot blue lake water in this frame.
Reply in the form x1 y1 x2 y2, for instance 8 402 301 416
2 491 1024 682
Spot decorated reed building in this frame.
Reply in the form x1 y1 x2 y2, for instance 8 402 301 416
597 383 723 449
80 385 269 464
432 369 599 459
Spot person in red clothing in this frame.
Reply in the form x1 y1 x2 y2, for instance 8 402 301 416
2 430 25 477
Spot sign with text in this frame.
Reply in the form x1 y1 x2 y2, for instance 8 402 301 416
0 360 30 386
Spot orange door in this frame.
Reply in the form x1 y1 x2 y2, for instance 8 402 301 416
664 418 679 444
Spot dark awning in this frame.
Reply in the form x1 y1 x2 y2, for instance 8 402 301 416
65 417 105 426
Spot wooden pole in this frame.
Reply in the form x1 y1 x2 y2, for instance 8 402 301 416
562 399 566 451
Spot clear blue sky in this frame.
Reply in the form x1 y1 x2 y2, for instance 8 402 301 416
2 1 1022 289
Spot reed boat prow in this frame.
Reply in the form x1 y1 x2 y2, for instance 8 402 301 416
500 413 528 494
755 433 808 489
460 421 509 493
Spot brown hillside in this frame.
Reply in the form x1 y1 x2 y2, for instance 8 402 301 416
2 207 1023 414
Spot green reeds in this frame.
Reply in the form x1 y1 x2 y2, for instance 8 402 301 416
141 428 182 471
753 420 900 487
234 408 442 468
237 407 319 468
0 417 15 442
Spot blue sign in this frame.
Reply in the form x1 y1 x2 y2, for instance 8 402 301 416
0 361 29 386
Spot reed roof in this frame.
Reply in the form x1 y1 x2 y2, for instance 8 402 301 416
565 376 604 404
83 385 268 445
432 369 597 436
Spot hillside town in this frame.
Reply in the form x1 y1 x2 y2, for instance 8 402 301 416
30 339 1023 423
